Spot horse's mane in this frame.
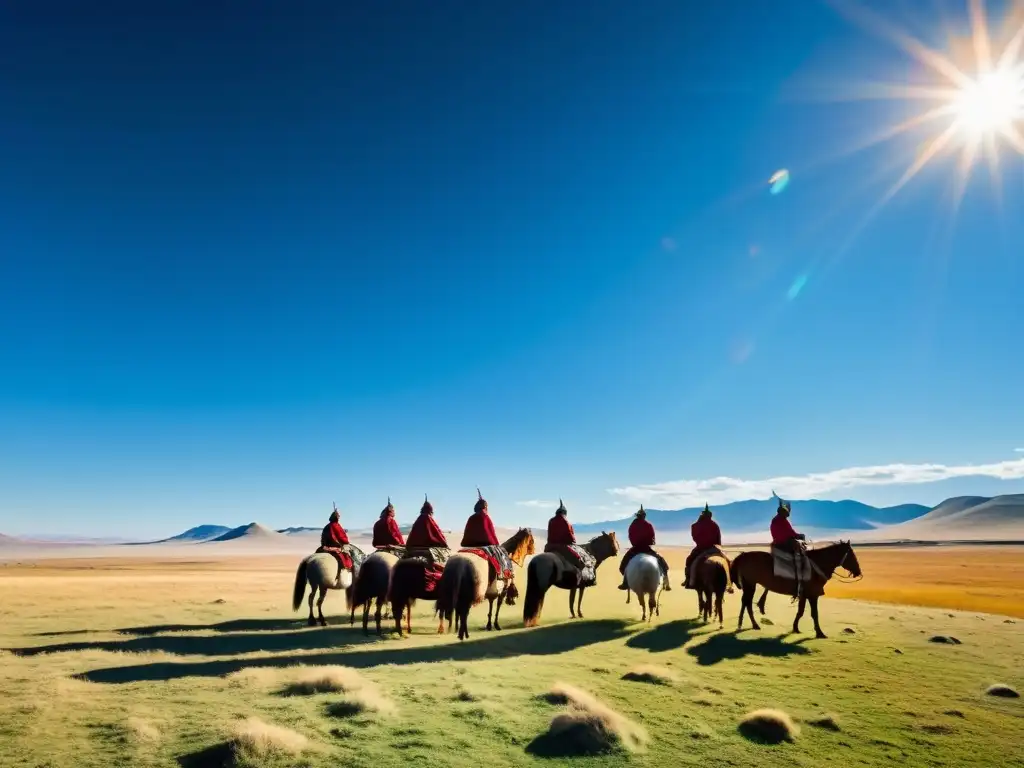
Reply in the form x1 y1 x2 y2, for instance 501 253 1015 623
502 527 535 564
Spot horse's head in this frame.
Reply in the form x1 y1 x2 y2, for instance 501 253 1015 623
590 530 620 558
839 540 862 578
505 527 535 566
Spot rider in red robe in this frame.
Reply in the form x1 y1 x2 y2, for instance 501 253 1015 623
770 495 806 596
618 506 671 590
406 496 449 549
682 504 722 589
372 498 405 548
546 502 576 548
461 489 500 547
320 507 349 548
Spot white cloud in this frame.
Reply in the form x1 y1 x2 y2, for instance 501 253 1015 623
1016 448 1024 453
516 499 558 509
606 458 1024 508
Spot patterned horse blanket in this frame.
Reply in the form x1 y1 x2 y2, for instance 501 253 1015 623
459 545 515 581
373 544 407 559
400 547 451 594
316 543 366 584
545 544 598 586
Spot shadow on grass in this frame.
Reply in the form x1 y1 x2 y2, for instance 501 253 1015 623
624 619 701 653
525 730 614 758
10 620 381 658
33 617 317 638
74 619 631 685
686 632 812 666
176 742 232 767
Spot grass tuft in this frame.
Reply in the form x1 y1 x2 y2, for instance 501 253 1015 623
806 714 841 732
125 717 161 744
621 665 679 686
282 665 365 696
985 683 1020 699
738 709 800 744
228 717 308 762
527 683 647 756
326 687 397 718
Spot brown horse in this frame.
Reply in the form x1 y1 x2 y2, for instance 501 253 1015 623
434 528 536 641
522 531 619 627
695 554 730 628
389 552 452 637
348 549 401 636
731 541 862 639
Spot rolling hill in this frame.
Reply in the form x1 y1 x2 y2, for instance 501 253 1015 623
159 525 232 543
862 494 1024 541
207 523 287 543
575 498 928 540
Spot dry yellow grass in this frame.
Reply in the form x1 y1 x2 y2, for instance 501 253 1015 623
282 665 366 695
532 682 648 755
229 717 309 760
125 716 161 743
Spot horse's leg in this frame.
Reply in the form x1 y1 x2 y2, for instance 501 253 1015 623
810 595 826 639
716 589 724 627
307 586 317 626
793 596 806 634
316 587 328 627
757 588 768 616
392 600 404 637
568 587 577 619
405 603 412 635
362 601 371 635
493 590 504 631
649 593 657 621
640 594 647 622
486 596 494 631
743 584 760 630
374 598 383 636
577 586 585 619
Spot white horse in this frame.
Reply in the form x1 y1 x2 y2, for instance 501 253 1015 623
292 553 356 627
624 554 663 622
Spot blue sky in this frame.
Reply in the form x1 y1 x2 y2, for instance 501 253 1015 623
1 1 1022 539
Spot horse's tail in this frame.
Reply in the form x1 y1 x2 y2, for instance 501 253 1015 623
352 555 389 611
730 552 745 591
523 556 549 627
435 557 479 628
711 557 729 596
390 558 422 619
292 557 309 612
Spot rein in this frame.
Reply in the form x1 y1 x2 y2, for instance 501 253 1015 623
808 542 862 583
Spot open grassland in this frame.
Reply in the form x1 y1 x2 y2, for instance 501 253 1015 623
0 547 1021 767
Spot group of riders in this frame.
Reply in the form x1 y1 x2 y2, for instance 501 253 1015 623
316 490 809 596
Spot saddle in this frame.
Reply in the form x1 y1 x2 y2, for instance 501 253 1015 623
402 546 450 567
316 543 366 585
771 546 816 582
545 544 597 586
373 544 407 559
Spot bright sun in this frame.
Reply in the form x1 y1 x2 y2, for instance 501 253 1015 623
953 68 1024 135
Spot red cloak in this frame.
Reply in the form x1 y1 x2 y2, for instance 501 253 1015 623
461 511 499 547
546 515 576 547
372 516 405 547
770 514 798 545
406 512 449 548
691 517 722 549
321 521 349 548
628 518 656 549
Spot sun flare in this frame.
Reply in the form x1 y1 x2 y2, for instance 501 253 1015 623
953 67 1024 135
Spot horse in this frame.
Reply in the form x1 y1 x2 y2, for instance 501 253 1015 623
348 549 402 636
731 540 862 639
292 553 357 627
694 554 730 628
389 549 453 637
434 528 536 641
623 554 662 622
522 531 619 627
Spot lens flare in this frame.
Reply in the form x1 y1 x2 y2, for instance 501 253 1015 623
768 169 791 194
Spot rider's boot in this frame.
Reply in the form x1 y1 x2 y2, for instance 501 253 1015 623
662 572 672 591
618 574 629 590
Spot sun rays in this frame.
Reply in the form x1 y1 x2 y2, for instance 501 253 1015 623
824 0 1024 208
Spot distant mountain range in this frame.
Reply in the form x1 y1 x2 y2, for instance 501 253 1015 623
574 497 930 539
2 495 1021 548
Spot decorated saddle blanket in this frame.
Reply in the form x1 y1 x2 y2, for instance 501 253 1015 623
373 544 407 559
316 543 366 576
689 546 728 585
545 544 598 586
771 546 817 582
402 546 451 567
459 545 515 581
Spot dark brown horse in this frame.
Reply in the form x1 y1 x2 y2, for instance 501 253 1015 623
695 554 730 628
522 531 619 627
390 554 451 637
731 541 861 639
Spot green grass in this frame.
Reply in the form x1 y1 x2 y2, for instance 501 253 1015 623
0 557 1022 767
